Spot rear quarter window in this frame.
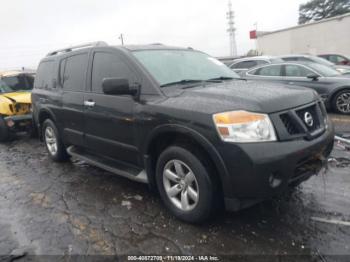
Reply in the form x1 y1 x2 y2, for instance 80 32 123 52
34 61 55 89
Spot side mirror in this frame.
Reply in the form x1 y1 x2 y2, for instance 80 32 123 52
306 74 319 81
102 78 138 96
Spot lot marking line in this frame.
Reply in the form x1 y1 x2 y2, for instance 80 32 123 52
311 216 350 226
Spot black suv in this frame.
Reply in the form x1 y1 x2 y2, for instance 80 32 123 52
32 42 334 223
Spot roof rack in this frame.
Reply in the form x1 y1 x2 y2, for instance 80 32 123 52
46 41 108 56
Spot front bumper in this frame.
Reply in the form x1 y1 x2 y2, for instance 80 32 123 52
4 114 33 132
219 120 334 211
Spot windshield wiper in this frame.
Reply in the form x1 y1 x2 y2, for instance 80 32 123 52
208 76 246 81
160 79 204 88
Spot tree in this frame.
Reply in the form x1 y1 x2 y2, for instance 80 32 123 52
298 0 350 24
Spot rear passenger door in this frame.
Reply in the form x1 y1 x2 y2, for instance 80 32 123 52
60 52 89 147
84 51 140 165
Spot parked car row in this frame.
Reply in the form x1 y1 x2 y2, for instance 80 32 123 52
223 54 350 115
227 54 350 76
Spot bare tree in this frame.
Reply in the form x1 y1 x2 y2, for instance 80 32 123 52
299 0 350 24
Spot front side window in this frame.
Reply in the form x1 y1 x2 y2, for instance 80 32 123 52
284 65 314 77
133 50 239 86
91 52 137 93
254 65 282 76
62 53 88 92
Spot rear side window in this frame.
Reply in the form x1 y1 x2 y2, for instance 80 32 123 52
231 60 257 69
253 65 282 76
62 53 88 92
35 61 54 89
91 52 137 94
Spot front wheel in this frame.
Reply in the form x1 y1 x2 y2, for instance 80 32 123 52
156 145 218 223
42 119 70 162
332 89 350 114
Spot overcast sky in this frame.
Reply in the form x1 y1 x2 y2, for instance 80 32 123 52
0 0 306 70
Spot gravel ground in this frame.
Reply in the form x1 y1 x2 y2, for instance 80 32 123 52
0 115 349 261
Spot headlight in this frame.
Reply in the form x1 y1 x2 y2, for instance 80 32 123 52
213 111 277 143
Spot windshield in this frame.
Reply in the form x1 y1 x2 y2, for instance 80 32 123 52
308 63 341 77
0 79 14 93
132 50 240 87
311 56 335 66
1 74 34 92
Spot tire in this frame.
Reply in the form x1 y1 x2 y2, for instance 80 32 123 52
332 89 350 115
156 145 218 223
42 119 70 162
0 117 13 142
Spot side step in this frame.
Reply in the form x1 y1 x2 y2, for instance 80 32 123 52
67 146 148 184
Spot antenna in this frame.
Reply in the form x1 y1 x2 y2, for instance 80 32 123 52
226 1 237 57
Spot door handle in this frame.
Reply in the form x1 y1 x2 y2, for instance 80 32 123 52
84 100 95 107
288 82 295 85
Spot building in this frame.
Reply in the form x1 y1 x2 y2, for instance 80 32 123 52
256 13 350 56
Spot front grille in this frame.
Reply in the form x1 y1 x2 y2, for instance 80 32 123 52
271 101 327 141
280 114 300 135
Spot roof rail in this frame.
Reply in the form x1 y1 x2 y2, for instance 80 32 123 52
46 41 108 56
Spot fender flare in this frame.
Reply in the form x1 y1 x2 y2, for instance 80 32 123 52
36 108 58 139
328 86 350 104
143 124 229 192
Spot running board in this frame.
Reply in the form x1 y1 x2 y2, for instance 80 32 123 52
67 146 148 183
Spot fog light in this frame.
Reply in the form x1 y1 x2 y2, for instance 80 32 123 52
6 119 15 128
269 172 282 188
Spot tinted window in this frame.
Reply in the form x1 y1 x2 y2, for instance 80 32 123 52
62 53 88 92
285 65 314 77
254 65 282 76
231 60 258 69
35 61 55 89
329 55 346 64
282 57 297 62
91 52 137 93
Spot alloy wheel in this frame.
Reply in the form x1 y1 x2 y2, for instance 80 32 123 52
336 92 350 113
44 126 58 155
163 159 199 211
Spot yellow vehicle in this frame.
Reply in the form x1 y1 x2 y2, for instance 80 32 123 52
0 71 34 141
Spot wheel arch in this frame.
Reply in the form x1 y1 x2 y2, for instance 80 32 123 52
143 124 229 194
329 86 350 112
37 108 58 139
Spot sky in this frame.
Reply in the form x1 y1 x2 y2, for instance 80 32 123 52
0 0 306 70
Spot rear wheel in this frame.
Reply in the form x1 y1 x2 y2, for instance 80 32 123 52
42 119 70 162
0 117 13 142
156 145 218 223
332 89 350 114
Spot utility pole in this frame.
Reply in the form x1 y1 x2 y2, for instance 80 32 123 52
119 34 124 45
226 1 237 57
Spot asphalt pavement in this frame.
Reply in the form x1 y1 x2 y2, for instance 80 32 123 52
0 115 349 262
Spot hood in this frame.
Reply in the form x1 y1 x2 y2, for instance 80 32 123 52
0 92 31 104
161 80 318 114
